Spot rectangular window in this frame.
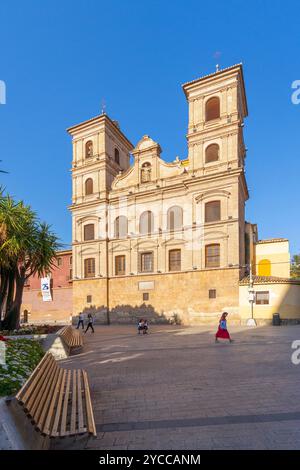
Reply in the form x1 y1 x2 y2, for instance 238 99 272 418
84 224 95 241
70 256 72 266
169 249 181 271
84 258 95 278
143 292 149 301
140 252 154 273
256 291 269 305
205 244 220 268
205 201 221 223
209 289 216 299
57 257 62 267
68 269 72 280
87 295 92 303
115 255 126 275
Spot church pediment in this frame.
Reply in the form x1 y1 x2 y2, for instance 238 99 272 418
135 135 159 151
111 134 186 191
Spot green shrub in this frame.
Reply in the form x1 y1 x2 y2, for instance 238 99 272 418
0 324 62 336
0 339 44 397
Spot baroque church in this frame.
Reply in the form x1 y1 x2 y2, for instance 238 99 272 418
68 64 253 324
21 64 300 326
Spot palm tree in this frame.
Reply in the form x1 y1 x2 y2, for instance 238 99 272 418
0 193 60 329
0 160 8 174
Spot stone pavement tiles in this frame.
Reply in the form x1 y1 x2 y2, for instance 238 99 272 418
55 324 300 450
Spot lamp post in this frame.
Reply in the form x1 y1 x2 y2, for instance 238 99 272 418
247 262 256 327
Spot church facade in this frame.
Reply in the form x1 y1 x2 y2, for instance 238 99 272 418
68 64 251 325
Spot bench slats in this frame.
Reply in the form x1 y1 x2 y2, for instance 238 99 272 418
26 358 57 417
16 353 53 405
42 367 64 436
60 369 71 437
34 360 60 429
82 370 97 437
70 370 77 436
77 370 85 433
60 326 83 350
51 368 66 437
15 353 96 440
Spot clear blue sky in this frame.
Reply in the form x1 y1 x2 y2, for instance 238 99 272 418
0 0 299 254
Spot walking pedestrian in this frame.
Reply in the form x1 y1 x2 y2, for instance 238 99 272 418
215 312 233 343
76 312 84 330
84 313 95 333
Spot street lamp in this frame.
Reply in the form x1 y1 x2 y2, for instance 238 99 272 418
229 262 257 327
247 262 257 327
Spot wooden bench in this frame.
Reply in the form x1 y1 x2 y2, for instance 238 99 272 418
59 325 83 352
15 352 96 439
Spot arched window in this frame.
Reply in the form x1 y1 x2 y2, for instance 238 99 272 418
114 215 128 238
205 144 219 163
167 206 183 231
140 211 154 235
84 224 95 241
84 258 95 278
22 310 29 324
258 259 271 276
114 148 120 165
205 97 220 121
205 201 221 223
85 140 93 158
85 178 93 195
141 162 151 183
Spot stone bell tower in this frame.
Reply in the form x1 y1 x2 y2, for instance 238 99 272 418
67 114 133 304
182 63 248 175
68 113 134 206
182 64 249 272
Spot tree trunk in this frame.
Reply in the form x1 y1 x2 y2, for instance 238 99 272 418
5 269 15 315
0 267 9 323
2 270 24 330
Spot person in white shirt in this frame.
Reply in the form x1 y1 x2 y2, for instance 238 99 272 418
76 312 84 330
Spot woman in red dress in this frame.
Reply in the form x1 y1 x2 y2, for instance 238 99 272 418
215 312 233 343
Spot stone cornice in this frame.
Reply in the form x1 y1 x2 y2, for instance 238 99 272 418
67 113 134 150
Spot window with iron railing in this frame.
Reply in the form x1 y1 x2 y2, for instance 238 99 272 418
255 291 269 305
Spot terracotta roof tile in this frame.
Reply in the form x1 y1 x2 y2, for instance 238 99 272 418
256 238 288 244
240 275 300 285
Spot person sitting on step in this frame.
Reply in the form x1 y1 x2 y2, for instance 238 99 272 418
138 319 144 334
143 319 149 335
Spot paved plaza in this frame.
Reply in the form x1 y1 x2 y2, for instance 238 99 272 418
59 324 300 450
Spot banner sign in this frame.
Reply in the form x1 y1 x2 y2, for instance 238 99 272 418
41 277 52 302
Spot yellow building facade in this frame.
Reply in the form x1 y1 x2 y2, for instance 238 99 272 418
67 64 300 325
